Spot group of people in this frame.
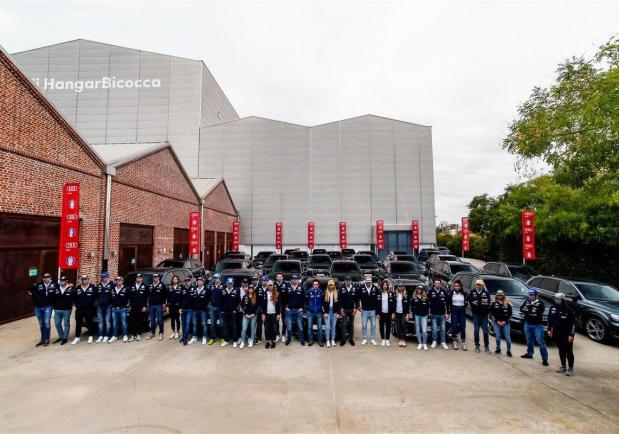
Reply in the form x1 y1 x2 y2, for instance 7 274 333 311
28 271 576 375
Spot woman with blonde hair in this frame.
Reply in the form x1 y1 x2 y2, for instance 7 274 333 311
411 285 430 351
490 289 513 357
323 279 340 347
261 281 281 349
376 280 395 346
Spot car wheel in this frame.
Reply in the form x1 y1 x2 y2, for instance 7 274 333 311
585 316 608 342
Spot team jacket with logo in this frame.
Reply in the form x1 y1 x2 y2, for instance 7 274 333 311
74 284 97 310
305 288 324 313
274 281 289 306
241 295 260 315
428 288 448 315
97 281 114 306
260 290 282 315
520 299 545 325
375 291 396 315
220 288 241 313
394 292 411 314
548 306 575 337
468 289 492 315
411 296 430 316
148 282 168 305
167 285 183 306
208 283 223 308
180 285 195 310
53 285 76 310
131 284 149 308
338 285 359 310
193 286 210 311
323 293 340 313
490 301 512 322
359 284 380 311
28 281 56 307
111 286 130 308
285 285 305 310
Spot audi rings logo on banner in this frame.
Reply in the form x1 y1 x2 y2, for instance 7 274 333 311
59 183 80 270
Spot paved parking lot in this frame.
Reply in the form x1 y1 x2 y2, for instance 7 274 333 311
1 315 618 433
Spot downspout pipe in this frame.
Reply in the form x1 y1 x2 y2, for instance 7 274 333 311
102 167 115 272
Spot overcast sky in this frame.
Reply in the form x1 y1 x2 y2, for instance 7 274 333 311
1 0 617 224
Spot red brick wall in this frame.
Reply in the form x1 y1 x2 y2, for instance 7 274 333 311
203 182 238 233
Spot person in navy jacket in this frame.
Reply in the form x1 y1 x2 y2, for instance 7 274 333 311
359 275 380 346
109 276 130 343
207 273 223 344
338 276 358 346
376 280 396 346
469 279 492 353
393 282 411 347
53 275 75 345
323 279 340 347
129 274 149 341
274 272 289 343
28 272 56 347
447 280 468 351
179 277 195 345
167 275 183 340
548 292 576 375
411 285 430 351
147 273 168 341
306 279 325 347
239 285 260 348
192 276 210 345
220 277 241 347
520 288 548 366
96 271 114 343
72 274 97 345
490 289 512 357
428 277 449 350
285 275 305 346
261 280 281 349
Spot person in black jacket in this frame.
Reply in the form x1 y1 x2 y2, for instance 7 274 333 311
28 272 56 346
520 288 549 366
411 286 430 351
338 276 358 346
109 276 130 343
262 280 281 349
53 276 75 345
274 273 288 343
285 275 305 346
129 274 149 341
192 276 210 345
469 279 491 353
394 283 411 347
359 275 379 346
167 275 183 340
96 272 114 343
147 273 168 340
323 279 340 347
548 293 576 376
490 290 512 356
207 273 223 344
376 280 395 346
220 277 241 347
428 277 449 350
179 277 195 345
72 274 97 345
447 280 467 351
239 285 260 348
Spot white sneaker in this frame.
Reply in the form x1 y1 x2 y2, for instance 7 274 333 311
221 341 228 347
332 340 336 347
248 339 253 348
281 335 286 343
189 337 197 344
423 344 428 351
102 337 109 343
96 336 103 343
386 340 390 347
109 336 117 343
442 343 449 350
361 339 368 346
202 337 207 345
88 336 94 344
233 342 238 348
128 336 134 342
240 342 245 349
175 333 179 339
71 337 80 345
169 333 175 339
371 339 377 346
326 341 331 347
136 335 142 341
122 335 128 342
417 343 423 350
431 341 437 349
381 339 386 346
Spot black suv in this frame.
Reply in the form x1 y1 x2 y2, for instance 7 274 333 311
418 248 440 264
156 258 205 279
269 260 304 281
289 250 310 267
306 254 332 276
353 254 386 281
125 267 193 287
386 261 428 283
327 251 343 260
429 261 478 287
482 262 538 283
341 248 356 258
527 276 619 343
425 254 460 273
262 254 288 274
250 251 275 268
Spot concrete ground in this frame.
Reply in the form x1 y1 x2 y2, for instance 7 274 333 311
1 313 619 434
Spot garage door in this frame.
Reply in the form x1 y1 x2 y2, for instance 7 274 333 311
118 224 153 278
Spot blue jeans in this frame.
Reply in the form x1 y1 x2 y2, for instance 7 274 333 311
97 305 112 337
208 306 220 339
149 305 164 334
473 314 489 348
494 321 511 352
325 311 337 341
307 311 323 343
193 310 208 339
415 315 428 344
34 306 52 341
111 307 128 337
431 314 446 344
54 309 71 340
524 322 548 362
450 307 466 339
361 309 376 340
240 315 257 343
181 309 193 343
286 310 304 343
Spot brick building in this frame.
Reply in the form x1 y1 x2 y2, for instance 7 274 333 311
0 46 238 324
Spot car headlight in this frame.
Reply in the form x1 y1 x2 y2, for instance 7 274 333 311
611 314 619 321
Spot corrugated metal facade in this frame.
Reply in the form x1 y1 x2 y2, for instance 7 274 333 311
199 116 436 247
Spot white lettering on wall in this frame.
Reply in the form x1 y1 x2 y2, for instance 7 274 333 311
31 76 162 93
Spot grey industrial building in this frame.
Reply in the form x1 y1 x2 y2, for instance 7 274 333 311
13 39 436 255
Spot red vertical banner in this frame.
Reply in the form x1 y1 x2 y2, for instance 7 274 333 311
275 222 283 251
376 220 384 250
231 221 240 251
339 221 347 249
307 222 315 250
58 183 80 269
189 212 201 257
522 210 536 261
411 220 420 252
461 217 470 252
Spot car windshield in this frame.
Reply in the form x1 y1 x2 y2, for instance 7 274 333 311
157 260 184 268
440 255 458 261
396 255 414 261
507 266 538 277
450 264 478 273
272 262 301 272
215 261 245 272
309 256 331 265
354 256 375 264
290 252 309 260
265 255 285 265
327 252 343 258
255 251 273 260
331 262 362 273
225 254 245 260
575 283 619 301
483 279 529 296
390 262 422 273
